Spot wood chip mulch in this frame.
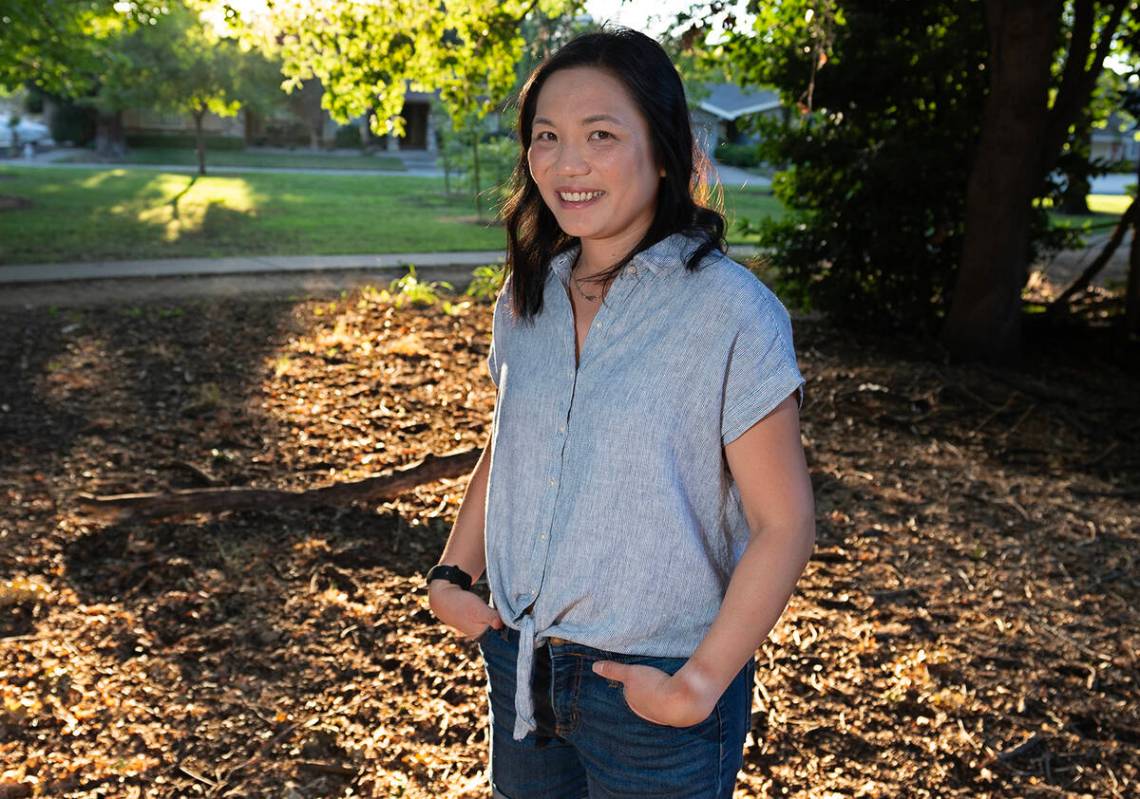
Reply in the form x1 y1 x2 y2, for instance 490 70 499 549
0 282 1136 799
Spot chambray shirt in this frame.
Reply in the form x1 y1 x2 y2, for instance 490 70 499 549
482 230 806 741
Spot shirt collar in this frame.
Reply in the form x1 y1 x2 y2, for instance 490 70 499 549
548 231 700 281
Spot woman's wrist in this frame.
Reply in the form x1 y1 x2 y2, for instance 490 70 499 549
674 657 727 714
428 580 465 602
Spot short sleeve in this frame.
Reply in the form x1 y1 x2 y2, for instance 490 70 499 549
720 291 806 446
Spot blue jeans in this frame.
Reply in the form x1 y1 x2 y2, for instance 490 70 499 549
477 623 755 798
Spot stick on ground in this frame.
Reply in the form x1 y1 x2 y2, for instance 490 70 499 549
76 447 482 520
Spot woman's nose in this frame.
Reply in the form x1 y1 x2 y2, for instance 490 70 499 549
555 143 589 175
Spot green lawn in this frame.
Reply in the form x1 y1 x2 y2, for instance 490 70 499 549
61 147 407 172
3 165 1120 266
1045 194 1133 232
0 167 508 264
0 166 787 264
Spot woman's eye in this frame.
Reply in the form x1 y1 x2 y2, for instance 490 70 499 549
590 130 613 141
535 131 555 142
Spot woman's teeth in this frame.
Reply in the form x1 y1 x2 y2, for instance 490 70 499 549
559 190 605 202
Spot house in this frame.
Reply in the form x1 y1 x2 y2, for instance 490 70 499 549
122 82 441 151
689 83 782 154
119 77 785 156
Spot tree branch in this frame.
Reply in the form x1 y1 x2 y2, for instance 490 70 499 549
1039 0 1128 179
76 447 482 521
1047 194 1139 311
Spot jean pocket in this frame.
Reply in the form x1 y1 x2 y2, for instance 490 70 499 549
617 688 720 731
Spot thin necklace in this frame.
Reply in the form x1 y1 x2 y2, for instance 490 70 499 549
571 253 608 302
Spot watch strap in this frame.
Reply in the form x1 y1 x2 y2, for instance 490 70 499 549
425 563 473 591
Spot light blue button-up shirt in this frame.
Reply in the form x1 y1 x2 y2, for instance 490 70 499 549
482 230 806 741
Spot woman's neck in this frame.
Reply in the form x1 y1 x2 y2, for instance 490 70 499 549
575 220 653 279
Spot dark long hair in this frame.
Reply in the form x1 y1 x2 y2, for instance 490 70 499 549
499 25 727 323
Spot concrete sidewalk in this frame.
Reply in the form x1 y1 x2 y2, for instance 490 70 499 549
0 250 508 284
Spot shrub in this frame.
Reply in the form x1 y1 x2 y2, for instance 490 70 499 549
451 134 517 217
715 141 763 168
333 124 362 148
125 132 245 150
48 101 96 147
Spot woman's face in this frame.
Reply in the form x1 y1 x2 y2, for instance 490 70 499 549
527 66 661 252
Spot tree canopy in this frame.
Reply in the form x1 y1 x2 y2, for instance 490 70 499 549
701 0 1139 359
229 0 584 138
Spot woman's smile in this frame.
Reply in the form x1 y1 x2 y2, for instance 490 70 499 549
557 188 607 208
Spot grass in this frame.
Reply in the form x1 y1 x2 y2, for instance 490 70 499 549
0 164 1124 265
0 167 507 264
0 166 786 264
718 184 786 243
1043 194 1133 233
60 147 407 172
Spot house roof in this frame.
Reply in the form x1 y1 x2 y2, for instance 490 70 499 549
696 83 781 120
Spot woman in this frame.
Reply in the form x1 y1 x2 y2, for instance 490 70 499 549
427 26 815 799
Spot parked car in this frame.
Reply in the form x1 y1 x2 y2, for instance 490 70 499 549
0 119 54 150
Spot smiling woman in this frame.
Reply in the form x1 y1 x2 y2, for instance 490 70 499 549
426 25 814 799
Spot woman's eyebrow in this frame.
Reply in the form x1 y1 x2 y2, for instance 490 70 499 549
533 113 626 127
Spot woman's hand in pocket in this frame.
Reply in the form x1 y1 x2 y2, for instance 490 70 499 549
591 660 719 727
428 582 503 640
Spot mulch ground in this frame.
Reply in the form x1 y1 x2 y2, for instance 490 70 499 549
0 280 1136 799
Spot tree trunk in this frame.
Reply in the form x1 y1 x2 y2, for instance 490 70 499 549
1058 118 1092 215
472 131 482 221
94 110 125 159
940 0 1061 364
1127 155 1140 338
193 109 207 176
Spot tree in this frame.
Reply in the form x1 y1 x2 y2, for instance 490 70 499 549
712 0 992 336
709 0 1137 362
941 0 1134 362
0 0 147 156
107 1 282 175
229 0 584 214
0 0 127 97
286 79 327 150
232 0 572 138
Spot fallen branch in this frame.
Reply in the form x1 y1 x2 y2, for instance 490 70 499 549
1047 194 1138 314
76 446 481 521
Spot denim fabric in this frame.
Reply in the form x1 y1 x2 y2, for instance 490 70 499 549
483 231 805 741
477 623 755 799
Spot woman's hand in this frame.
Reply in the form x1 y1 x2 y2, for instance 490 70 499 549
591 660 721 727
428 582 503 640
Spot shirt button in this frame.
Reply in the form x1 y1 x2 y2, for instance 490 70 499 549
549 477 556 485
559 425 565 433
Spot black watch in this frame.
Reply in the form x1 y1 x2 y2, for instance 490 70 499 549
425 563 473 591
